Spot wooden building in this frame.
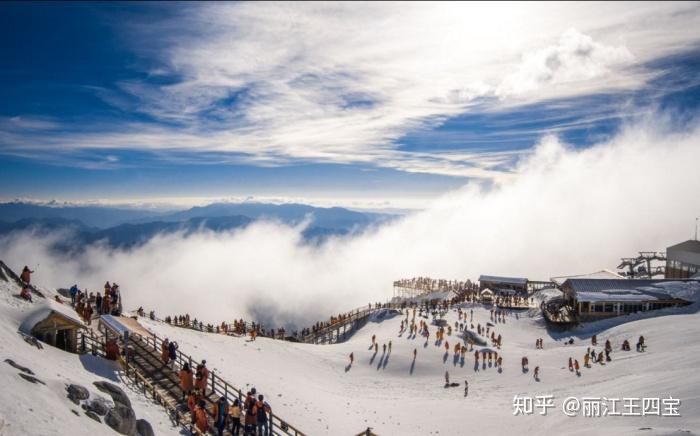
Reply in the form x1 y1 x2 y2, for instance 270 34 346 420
19 301 86 353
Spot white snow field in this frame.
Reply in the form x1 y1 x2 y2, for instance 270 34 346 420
139 289 700 436
0 279 180 436
2 273 700 436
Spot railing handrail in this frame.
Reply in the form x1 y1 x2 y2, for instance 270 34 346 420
120 353 207 436
300 302 405 343
139 328 305 436
80 321 303 435
301 306 374 342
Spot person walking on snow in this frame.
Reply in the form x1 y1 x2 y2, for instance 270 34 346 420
568 357 573 371
534 366 540 380
637 335 645 352
464 380 469 397
445 371 449 385
349 352 354 365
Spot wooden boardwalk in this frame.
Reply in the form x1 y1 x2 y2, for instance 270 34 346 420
300 305 404 345
83 319 304 436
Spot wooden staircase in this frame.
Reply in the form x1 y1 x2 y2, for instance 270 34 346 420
82 322 304 435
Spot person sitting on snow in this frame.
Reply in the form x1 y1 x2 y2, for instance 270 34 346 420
20 285 32 302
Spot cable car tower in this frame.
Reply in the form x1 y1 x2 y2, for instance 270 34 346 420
617 251 666 278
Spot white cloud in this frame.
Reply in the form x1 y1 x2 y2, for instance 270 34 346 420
497 28 636 98
2 117 699 328
4 2 700 177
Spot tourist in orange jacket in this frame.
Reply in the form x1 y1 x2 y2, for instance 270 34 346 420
193 399 209 433
187 390 198 416
179 363 194 399
161 339 170 366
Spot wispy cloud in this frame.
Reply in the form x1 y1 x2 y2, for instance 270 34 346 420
3 2 700 177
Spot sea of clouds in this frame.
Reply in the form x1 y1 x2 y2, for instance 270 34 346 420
1 118 699 329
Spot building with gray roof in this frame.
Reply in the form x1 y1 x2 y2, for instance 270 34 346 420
666 239 700 279
561 278 695 320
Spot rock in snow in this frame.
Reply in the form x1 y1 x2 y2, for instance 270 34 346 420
4 358 35 375
19 373 46 385
93 381 132 408
136 419 155 436
105 403 137 435
84 410 102 424
67 384 90 404
86 396 112 416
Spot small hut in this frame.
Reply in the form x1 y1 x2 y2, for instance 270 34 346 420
19 300 86 353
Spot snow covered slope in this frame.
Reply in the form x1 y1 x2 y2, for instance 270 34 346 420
141 299 700 435
0 278 180 436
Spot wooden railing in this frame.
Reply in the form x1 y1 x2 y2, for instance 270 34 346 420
79 324 304 435
122 354 207 436
301 306 375 344
78 328 105 358
78 329 199 434
300 303 406 344
138 332 304 436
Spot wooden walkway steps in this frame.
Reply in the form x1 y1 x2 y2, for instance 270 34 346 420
82 318 304 436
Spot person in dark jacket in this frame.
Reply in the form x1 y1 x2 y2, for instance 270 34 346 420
244 392 257 434
95 292 102 314
69 285 79 306
168 341 178 369
256 394 270 436
213 396 230 436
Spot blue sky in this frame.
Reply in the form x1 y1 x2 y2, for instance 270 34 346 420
1 2 700 209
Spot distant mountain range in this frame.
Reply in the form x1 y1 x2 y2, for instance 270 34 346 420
0 202 161 228
0 202 399 250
